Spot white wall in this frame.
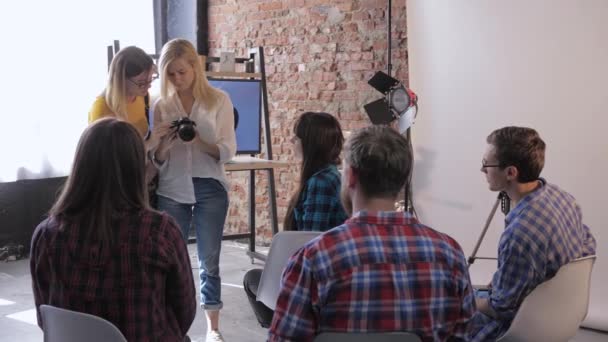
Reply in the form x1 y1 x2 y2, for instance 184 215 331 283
407 0 608 330
0 0 155 182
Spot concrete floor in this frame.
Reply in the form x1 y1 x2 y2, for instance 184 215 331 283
0 241 606 342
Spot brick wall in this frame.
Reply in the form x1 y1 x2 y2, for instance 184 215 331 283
208 0 409 244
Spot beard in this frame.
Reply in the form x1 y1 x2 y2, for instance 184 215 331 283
340 185 353 217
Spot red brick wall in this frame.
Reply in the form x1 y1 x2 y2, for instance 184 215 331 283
208 0 409 244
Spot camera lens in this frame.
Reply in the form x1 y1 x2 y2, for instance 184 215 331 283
178 125 196 142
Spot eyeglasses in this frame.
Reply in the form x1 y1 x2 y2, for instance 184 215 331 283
482 158 503 169
128 74 158 89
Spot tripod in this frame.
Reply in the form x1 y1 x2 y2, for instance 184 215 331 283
467 191 510 268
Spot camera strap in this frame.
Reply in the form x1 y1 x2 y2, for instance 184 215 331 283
144 93 151 141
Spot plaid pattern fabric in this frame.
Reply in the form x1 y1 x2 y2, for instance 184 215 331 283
269 211 475 342
293 164 348 231
30 210 196 342
471 179 597 341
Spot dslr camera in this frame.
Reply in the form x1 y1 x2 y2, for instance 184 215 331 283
170 117 197 142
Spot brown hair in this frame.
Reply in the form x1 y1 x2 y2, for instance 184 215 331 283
344 125 411 199
486 126 545 182
283 112 344 230
50 118 149 249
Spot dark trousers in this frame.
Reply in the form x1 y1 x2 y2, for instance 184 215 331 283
243 269 274 328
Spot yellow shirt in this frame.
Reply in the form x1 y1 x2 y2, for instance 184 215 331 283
88 95 149 137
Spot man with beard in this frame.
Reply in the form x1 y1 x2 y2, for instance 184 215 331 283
268 126 475 342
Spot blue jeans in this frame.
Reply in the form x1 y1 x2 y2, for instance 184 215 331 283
157 178 228 310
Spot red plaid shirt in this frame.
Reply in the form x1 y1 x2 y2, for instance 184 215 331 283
269 211 475 342
30 210 196 342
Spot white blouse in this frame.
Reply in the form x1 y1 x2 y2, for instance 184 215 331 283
153 90 236 204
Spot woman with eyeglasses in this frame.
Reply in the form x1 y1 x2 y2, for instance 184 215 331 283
151 39 236 342
88 46 158 137
88 46 169 205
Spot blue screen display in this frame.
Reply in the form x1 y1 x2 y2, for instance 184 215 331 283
208 78 261 155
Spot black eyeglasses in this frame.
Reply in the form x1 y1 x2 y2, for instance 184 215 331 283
129 74 159 89
482 158 503 169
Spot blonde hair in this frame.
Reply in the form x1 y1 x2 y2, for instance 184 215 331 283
104 46 154 119
159 39 220 109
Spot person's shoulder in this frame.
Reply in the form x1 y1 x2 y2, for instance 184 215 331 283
89 95 112 122
543 181 577 204
415 222 465 253
140 209 177 229
303 223 349 253
31 216 61 246
33 216 60 234
307 165 341 186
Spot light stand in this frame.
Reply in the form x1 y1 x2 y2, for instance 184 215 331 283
387 0 413 214
363 0 417 214
467 191 510 268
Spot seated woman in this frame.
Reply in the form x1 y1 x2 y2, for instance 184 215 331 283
30 118 196 341
243 112 347 328
283 111 348 231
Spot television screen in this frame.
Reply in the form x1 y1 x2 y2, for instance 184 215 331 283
208 78 262 155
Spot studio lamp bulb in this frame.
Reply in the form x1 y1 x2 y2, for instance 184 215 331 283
390 86 410 115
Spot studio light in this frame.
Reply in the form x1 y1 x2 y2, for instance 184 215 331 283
364 71 418 134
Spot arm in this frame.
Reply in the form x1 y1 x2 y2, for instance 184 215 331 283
164 216 197 335
298 175 337 232
456 251 477 340
30 222 50 329
150 101 177 165
268 249 319 342
192 93 236 162
486 231 537 320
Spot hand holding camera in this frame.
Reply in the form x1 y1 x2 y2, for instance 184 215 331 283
170 117 197 142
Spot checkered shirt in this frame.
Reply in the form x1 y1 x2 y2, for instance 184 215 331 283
30 210 196 341
269 211 475 342
293 164 348 231
470 179 597 341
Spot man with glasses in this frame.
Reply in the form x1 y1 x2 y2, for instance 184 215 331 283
471 126 596 341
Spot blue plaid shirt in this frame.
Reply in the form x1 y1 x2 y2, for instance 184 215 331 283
471 179 596 341
293 164 348 232
269 211 476 342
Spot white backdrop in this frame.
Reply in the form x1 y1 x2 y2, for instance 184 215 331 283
0 0 155 183
407 0 607 330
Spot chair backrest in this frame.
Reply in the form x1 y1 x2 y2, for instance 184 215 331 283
257 231 322 310
40 305 127 342
314 332 422 342
497 255 596 342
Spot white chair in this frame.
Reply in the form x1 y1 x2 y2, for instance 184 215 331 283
497 255 596 342
314 332 422 342
256 231 322 310
40 305 127 342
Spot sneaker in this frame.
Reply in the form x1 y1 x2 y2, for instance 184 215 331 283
206 330 225 342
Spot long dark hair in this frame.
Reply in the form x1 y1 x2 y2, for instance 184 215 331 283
283 112 344 230
50 118 149 249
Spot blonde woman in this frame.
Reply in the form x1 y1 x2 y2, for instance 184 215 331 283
152 39 236 342
88 46 157 137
